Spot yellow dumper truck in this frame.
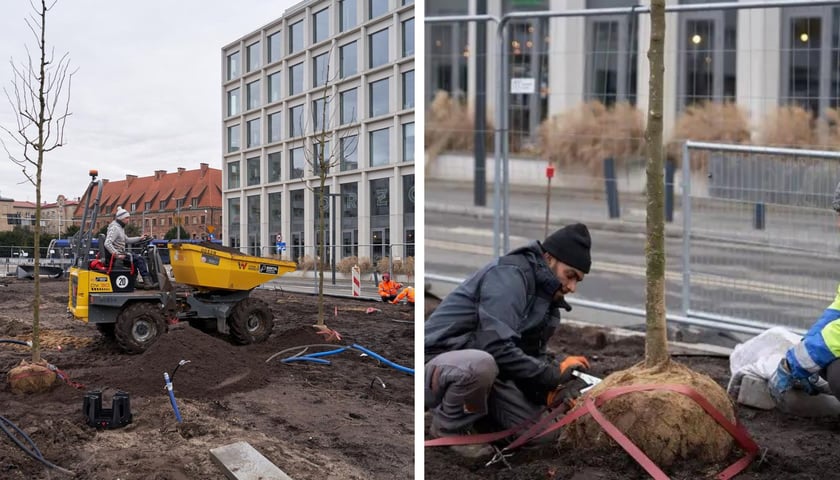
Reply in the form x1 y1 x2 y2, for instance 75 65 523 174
67 171 296 353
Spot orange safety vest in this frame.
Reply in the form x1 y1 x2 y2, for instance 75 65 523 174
393 286 415 304
378 279 402 297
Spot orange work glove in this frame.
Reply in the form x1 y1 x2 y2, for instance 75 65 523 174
558 355 590 382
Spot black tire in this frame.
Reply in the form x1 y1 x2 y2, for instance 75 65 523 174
115 302 165 354
95 323 116 339
228 298 274 345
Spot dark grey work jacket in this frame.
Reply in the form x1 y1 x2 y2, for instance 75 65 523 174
425 241 570 397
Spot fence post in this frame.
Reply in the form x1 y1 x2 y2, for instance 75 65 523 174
603 157 620 219
681 142 692 317
754 203 765 230
665 157 675 223
351 265 361 297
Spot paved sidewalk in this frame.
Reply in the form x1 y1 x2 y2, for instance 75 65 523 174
426 180 840 253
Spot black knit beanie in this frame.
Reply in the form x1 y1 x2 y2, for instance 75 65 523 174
541 223 592 274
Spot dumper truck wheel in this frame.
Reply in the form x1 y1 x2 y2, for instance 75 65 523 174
229 298 273 345
115 302 165 354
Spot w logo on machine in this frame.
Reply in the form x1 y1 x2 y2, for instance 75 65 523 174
238 262 248 270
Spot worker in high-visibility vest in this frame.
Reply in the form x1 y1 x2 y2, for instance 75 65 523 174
378 273 402 302
392 286 414 306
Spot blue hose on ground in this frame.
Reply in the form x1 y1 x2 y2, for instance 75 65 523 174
282 356 332 365
301 347 348 358
0 339 31 347
164 372 182 423
350 344 414 375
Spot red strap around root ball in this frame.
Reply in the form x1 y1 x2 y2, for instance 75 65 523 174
426 383 759 480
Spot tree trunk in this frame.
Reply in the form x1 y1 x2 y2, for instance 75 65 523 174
644 0 668 367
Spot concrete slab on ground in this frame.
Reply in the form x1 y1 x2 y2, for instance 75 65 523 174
735 373 840 417
210 441 294 480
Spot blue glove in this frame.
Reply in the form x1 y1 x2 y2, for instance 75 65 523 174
767 360 794 404
768 359 819 404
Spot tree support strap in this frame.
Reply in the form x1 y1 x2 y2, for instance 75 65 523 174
426 383 759 480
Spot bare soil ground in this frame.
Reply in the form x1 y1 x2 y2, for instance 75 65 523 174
424 295 840 480
0 277 414 480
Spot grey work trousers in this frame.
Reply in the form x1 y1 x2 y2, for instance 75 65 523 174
425 349 542 435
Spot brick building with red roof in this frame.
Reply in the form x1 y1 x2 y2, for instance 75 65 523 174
71 163 222 240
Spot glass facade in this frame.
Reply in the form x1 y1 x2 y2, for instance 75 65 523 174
223 0 414 262
403 174 414 257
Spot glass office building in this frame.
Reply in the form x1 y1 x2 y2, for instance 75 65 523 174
223 0 415 263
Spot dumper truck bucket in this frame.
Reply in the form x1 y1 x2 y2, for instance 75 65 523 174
168 242 296 291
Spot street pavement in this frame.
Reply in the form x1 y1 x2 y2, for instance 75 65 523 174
425 180 840 346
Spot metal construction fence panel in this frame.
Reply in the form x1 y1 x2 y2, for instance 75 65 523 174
681 142 840 331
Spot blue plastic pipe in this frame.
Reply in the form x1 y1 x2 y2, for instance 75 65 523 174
281 357 332 365
164 372 182 423
301 347 348 358
351 344 414 375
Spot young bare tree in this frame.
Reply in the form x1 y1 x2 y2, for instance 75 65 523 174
1 0 74 365
645 0 668 366
297 49 358 336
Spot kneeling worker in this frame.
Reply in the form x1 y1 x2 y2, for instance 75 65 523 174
378 273 402 303
392 286 415 306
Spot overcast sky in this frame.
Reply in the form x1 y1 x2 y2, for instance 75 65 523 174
0 0 298 203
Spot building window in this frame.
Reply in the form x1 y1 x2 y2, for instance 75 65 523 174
402 18 414 57
268 112 282 143
402 122 414 163
247 118 261 148
226 51 240 81
781 6 840 114
313 53 329 87
312 97 331 132
268 72 282 103
402 70 414 109
340 0 357 32
369 28 389 69
313 140 331 176
403 174 414 257
247 41 261 72
268 152 282 182
369 78 389 117
289 62 304 95
227 124 240 152
290 146 305 179
585 8 639 106
678 7 736 109
268 32 282 64
227 160 240 189
341 135 358 171
191 198 199 208
427 23 468 101
290 189 305 262
313 8 329 44
369 177 390 262
247 80 261 110
227 88 240 117
340 41 357 78
247 194 261 256
228 197 241 248
247 156 260 186
370 0 388 19
268 192 282 246
289 104 304 137
340 182 358 258
369 127 390 167
144 201 151 211
289 20 304 54
340 88 357 124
